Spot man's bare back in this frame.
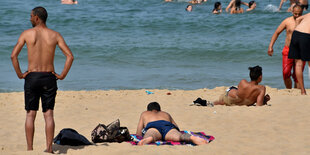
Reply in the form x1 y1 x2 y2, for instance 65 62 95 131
23 27 58 72
136 110 177 136
136 102 208 145
229 79 266 106
11 7 73 153
296 13 310 33
11 11 73 79
214 66 269 106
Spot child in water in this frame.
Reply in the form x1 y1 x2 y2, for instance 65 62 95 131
213 2 222 14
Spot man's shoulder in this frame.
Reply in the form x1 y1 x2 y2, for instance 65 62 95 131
240 79 248 83
284 16 295 23
22 28 36 35
255 84 266 92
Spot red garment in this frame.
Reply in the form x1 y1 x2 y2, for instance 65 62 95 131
282 46 305 82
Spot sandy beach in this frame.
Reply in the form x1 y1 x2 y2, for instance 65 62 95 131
0 87 310 154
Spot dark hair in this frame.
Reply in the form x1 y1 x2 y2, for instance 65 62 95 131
248 1 255 8
235 0 241 8
293 3 302 10
248 65 262 81
32 6 48 23
213 2 221 11
186 5 192 11
147 102 161 111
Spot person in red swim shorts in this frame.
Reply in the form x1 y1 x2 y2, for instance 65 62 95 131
268 4 305 89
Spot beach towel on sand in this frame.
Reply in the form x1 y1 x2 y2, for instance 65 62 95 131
128 131 214 146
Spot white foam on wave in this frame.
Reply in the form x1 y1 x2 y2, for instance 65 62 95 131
264 4 278 12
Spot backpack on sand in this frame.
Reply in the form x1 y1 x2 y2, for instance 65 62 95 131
91 119 132 143
53 128 92 146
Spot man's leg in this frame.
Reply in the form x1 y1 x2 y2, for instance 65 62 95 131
283 55 293 89
293 61 306 89
25 110 37 151
138 128 162 145
43 109 54 153
295 59 306 95
165 129 208 145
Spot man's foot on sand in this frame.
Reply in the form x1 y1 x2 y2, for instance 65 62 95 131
44 149 54 154
190 136 208 145
138 137 154 146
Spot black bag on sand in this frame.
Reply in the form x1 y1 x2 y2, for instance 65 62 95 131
91 119 132 143
53 128 92 146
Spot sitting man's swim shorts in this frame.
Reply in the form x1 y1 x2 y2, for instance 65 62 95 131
24 72 58 112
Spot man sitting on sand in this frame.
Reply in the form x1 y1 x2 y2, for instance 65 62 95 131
214 66 270 106
136 102 208 145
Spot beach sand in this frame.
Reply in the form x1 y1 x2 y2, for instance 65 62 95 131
0 87 310 154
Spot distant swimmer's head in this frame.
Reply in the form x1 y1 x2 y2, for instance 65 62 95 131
248 1 256 9
186 5 193 12
292 4 303 19
31 7 48 26
249 65 262 82
213 2 222 11
235 0 242 8
147 102 161 111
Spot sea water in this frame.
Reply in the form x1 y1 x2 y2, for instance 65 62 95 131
0 0 309 92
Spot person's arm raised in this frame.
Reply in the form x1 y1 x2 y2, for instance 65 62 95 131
226 0 234 12
53 32 74 80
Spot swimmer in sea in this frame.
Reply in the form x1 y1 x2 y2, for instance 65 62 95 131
246 1 257 12
213 2 222 14
230 0 244 14
186 5 193 12
278 0 298 12
61 0 78 5
226 0 248 12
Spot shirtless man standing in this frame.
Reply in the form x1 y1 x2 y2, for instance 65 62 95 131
288 12 310 95
136 102 208 145
214 66 270 106
268 5 305 89
11 7 74 153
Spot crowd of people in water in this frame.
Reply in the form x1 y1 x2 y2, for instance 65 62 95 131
184 0 257 14
179 0 308 14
